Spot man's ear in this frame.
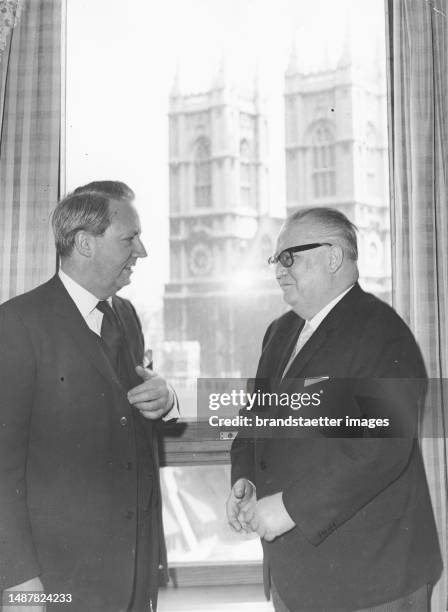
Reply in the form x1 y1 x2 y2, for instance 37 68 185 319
328 244 343 272
73 230 94 258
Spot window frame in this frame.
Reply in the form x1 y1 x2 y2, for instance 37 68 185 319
159 421 263 586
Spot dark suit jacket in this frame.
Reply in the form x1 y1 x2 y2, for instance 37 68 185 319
231 284 442 611
0 276 167 611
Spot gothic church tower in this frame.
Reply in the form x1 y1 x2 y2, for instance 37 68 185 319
164 62 281 377
284 25 391 298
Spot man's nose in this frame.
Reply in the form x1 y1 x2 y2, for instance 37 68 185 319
275 261 287 278
133 236 147 258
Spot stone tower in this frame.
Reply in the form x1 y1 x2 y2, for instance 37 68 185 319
284 25 391 298
164 62 283 378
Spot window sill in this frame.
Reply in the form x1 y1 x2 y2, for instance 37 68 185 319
159 583 273 612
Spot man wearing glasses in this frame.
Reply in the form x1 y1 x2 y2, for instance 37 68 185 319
227 208 442 611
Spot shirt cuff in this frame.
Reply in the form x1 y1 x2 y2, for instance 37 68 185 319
163 385 180 421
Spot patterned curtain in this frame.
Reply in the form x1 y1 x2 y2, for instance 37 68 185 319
386 0 448 609
0 0 61 304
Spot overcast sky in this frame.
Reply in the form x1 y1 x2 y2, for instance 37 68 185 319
65 0 385 310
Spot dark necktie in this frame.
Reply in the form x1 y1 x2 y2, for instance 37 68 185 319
96 300 123 372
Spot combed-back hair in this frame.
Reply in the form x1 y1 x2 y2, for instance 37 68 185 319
52 180 135 257
74 180 135 201
286 207 358 261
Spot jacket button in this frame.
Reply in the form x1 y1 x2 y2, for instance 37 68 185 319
259 460 267 470
120 416 128 426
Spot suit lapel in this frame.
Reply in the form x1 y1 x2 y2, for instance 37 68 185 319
113 297 156 455
113 296 144 389
259 312 304 381
46 276 123 389
283 324 334 381
277 318 305 379
280 283 363 382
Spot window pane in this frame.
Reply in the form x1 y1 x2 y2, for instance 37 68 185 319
161 465 262 563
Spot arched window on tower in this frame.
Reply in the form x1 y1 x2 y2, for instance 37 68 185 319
240 139 253 208
311 123 335 199
194 138 212 208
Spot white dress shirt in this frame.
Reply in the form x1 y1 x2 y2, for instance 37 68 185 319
58 269 178 418
59 269 107 335
307 284 354 334
282 284 355 377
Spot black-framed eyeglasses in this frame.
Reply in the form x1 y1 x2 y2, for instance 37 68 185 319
268 243 332 268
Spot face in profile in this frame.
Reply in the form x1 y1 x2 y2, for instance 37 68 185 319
275 220 332 318
90 199 147 297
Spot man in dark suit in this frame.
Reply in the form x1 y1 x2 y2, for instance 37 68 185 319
227 208 442 611
0 181 175 612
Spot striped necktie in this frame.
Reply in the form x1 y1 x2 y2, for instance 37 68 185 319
282 321 314 378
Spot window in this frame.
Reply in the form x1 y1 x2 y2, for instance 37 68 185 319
170 165 179 212
64 0 390 591
194 138 212 208
161 465 261 566
312 123 335 199
240 139 253 208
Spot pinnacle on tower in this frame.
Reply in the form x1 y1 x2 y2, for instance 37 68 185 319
213 53 228 90
286 35 299 76
338 11 353 68
323 37 333 72
253 59 262 98
170 59 181 97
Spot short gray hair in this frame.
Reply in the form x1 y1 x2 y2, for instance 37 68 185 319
286 207 358 260
52 181 135 257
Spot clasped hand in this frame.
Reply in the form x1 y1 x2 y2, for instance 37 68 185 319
226 478 295 542
127 365 171 420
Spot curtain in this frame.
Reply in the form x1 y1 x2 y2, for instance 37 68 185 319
387 0 448 610
0 0 61 304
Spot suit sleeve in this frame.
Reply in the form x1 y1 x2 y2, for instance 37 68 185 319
0 305 41 589
230 431 256 487
282 317 426 546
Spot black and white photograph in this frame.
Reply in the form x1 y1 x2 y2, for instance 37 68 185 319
0 0 447 611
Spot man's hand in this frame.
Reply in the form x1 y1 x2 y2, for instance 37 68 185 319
127 366 171 420
2 576 45 612
226 478 256 533
244 492 295 541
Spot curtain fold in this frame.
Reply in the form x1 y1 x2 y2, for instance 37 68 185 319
387 0 447 609
0 0 61 304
